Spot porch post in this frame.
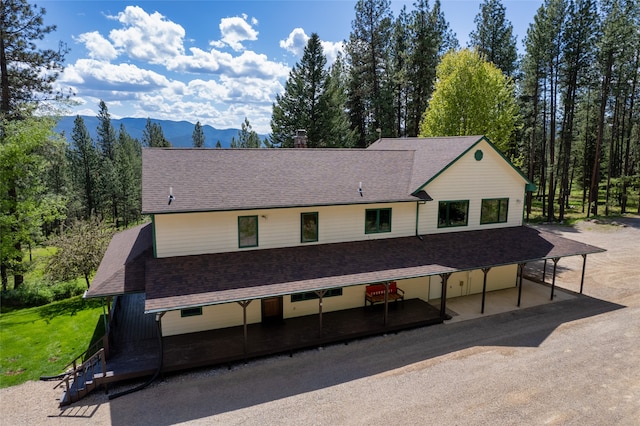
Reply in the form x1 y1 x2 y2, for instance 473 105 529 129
481 267 491 314
237 300 251 354
439 273 451 319
580 254 587 294
383 282 390 326
315 290 327 335
550 258 560 300
542 259 547 283
517 263 526 307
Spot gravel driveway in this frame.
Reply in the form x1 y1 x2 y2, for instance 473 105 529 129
2 217 639 425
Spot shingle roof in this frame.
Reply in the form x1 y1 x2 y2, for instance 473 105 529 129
142 148 417 214
86 223 152 298
368 135 507 193
143 226 605 312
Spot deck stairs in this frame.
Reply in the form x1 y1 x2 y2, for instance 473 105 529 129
53 348 114 406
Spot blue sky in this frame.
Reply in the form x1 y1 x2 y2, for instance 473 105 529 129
41 0 542 133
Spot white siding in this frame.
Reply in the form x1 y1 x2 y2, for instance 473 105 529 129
418 139 526 234
161 302 261 337
427 265 518 299
155 202 416 258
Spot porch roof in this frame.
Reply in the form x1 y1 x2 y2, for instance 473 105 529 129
142 226 604 313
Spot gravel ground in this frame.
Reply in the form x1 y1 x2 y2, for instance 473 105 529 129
1 217 639 425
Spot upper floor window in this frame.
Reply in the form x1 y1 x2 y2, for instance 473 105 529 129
181 307 202 317
365 208 392 234
438 200 469 228
480 198 509 224
301 212 318 243
238 215 258 248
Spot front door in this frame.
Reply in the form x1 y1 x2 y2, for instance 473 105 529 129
261 296 283 323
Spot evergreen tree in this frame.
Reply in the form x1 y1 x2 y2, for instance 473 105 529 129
271 33 335 148
317 54 357 147
192 121 205 148
96 100 118 223
345 0 394 147
406 0 458 136
114 124 142 227
236 118 261 148
419 49 519 151
468 0 518 77
69 115 101 220
142 118 171 147
215 140 222 148
0 0 68 117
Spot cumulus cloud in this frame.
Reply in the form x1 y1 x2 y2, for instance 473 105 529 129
61 59 173 92
280 28 308 56
108 6 185 65
170 47 289 79
75 31 118 61
280 28 344 65
211 14 259 51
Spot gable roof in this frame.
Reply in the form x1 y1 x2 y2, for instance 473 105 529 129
142 136 533 214
368 135 533 194
142 148 417 214
86 223 152 297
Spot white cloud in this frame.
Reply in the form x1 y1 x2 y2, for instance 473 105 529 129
212 15 259 51
170 47 290 79
108 6 186 65
280 28 344 65
321 40 344 65
280 28 308 56
75 31 118 61
61 59 173 92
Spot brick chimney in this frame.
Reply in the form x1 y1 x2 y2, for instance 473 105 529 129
293 129 307 148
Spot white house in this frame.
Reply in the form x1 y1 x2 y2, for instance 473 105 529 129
88 136 603 348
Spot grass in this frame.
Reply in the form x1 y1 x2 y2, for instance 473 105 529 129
0 296 105 388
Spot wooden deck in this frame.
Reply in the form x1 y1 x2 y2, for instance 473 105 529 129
106 295 443 380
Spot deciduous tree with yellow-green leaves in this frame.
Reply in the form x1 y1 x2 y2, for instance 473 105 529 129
419 48 519 152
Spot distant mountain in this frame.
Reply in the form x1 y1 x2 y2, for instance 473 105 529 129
55 116 268 148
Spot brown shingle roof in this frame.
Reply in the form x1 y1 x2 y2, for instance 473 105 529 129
143 226 604 312
142 148 417 214
86 223 152 298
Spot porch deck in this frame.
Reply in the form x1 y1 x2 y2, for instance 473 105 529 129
106 296 443 379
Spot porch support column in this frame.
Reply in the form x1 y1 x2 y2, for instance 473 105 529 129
550 257 560 300
439 273 452 319
542 259 547 283
481 267 491 314
383 282 390 326
517 263 526 307
580 254 587 294
237 300 252 354
315 290 327 335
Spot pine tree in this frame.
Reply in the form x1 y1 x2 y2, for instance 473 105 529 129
192 121 205 148
142 118 171 147
236 118 261 148
468 0 518 77
114 125 142 227
69 115 101 219
271 33 333 148
96 100 118 223
345 0 394 147
0 0 68 117
406 0 458 136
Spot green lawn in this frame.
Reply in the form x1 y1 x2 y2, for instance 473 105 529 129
0 296 105 388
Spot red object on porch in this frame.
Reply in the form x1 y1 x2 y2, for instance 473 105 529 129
365 282 405 307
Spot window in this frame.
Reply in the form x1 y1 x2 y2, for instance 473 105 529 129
238 215 258 248
438 200 469 228
481 198 509 224
365 208 392 234
181 307 202 317
291 288 343 302
301 212 318 243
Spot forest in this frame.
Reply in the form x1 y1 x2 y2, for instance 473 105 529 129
1 0 639 299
